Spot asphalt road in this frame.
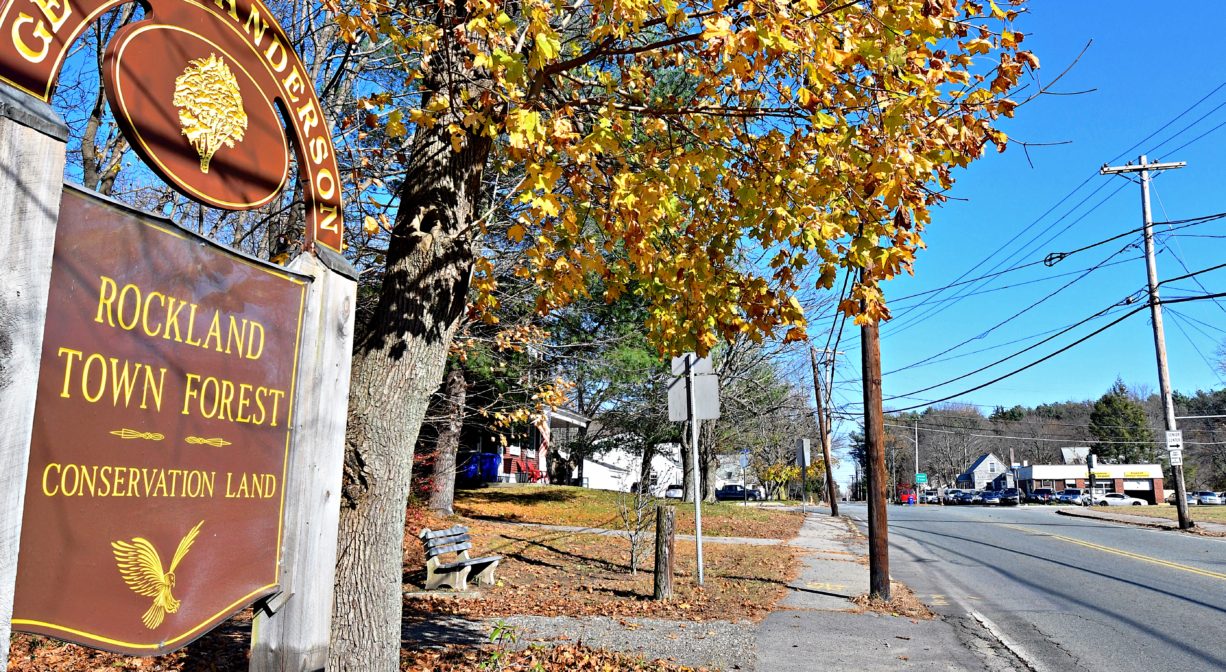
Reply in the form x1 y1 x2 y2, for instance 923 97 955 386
842 502 1226 671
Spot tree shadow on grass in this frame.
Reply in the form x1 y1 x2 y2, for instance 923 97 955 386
457 487 580 506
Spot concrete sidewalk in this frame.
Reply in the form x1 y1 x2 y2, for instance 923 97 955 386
754 512 1024 671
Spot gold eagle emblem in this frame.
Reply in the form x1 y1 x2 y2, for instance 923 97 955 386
111 520 204 629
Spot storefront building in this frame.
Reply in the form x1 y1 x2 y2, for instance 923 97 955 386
1016 464 1165 504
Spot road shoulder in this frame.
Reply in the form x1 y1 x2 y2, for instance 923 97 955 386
1056 506 1226 536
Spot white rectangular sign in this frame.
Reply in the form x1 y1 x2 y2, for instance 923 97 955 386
1165 430 1183 451
796 438 811 468
671 353 713 376
667 372 720 421
1169 449 1183 466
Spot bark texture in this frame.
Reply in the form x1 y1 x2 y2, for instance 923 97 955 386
328 42 492 668
428 363 465 515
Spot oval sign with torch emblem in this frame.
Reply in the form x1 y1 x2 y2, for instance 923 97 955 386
104 25 289 210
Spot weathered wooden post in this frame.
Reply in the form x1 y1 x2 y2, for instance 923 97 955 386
653 505 675 600
250 250 356 672
0 0 356 665
0 86 67 671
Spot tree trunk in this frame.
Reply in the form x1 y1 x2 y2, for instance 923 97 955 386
700 421 716 503
639 441 656 493
328 43 492 668
428 363 466 515
680 427 693 502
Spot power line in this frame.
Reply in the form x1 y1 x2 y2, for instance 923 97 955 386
886 257 1226 396
882 421 1226 446
835 78 1226 349
884 292 1226 414
884 239 1139 377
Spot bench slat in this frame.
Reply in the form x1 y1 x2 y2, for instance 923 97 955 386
425 541 472 559
423 533 471 550
420 525 467 540
435 555 502 572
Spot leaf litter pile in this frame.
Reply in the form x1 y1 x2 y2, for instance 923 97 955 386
404 514 799 623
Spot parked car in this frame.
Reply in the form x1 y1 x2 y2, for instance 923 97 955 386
1193 491 1223 505
920 489 941 504
942 489 964 505
980 490 1003 505
715 484 760 501
663 484 684 499
1057 489 1086 505
999 488 1021 506
1093 492 1148 506
953 489 982 505
1027 488 1057 504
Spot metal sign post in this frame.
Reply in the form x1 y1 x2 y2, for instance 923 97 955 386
668 354 719 588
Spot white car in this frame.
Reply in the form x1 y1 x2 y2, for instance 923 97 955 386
1093 492 1148 506
1193 491 1223 505
1057 489 1086 505
663 484 684 499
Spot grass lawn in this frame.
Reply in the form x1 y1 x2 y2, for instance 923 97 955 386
1108 503 1226 524
453 484 805 540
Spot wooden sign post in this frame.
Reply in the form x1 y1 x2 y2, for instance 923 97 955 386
0 84 67 671
0 0 356 667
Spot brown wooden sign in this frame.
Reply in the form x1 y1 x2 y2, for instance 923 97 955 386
11 185 308 655
0 0 344 251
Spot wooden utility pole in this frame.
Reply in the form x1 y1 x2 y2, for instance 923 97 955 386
1100 155 1192 530
861 318 891 600
809 346 839 516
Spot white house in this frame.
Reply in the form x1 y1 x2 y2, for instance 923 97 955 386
556 441 683 496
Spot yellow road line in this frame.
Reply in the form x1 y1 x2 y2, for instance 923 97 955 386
1001 524 1226 582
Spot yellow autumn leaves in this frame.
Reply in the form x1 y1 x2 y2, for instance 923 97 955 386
334 0 1036 355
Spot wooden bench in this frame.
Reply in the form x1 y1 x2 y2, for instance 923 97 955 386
418 525 502 591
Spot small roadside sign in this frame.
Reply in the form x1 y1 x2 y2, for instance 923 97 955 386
796 439 811 468
915 473 928 484
1165 430 1183 451
1169 449 1183 466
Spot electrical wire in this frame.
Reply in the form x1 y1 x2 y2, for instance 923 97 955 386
885 292 1226 414
882 422 1226 446
884 239 1140 377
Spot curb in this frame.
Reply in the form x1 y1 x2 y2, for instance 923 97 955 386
1056 507 1182 531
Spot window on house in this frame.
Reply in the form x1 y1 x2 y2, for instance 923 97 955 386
988 462 997 474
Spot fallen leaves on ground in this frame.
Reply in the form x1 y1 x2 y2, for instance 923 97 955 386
402 642 710 671
405 516 798 622
453 485 805 539
7 614 251 671
851 582 935 620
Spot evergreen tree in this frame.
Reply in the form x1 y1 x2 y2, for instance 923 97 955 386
1089 379 1155 463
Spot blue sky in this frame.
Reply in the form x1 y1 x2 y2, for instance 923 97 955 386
819 2 1226 488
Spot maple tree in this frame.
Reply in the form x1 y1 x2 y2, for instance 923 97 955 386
329 0 1037 667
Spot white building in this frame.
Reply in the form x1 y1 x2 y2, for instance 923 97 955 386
554 441 683 496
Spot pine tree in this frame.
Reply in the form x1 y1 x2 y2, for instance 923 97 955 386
1089 379 1155 463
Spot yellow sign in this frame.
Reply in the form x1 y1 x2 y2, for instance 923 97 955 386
1124 471 1151 478
1092 471 1111 478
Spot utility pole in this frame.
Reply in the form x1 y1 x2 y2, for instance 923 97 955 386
913 418 919 491
861 316 891 600
810 346 840 516
1100 155 1192 529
